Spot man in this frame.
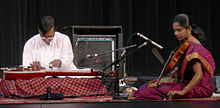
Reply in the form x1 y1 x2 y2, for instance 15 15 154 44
22 16 77 70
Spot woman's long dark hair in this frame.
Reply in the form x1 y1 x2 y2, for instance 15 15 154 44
173 13 207 47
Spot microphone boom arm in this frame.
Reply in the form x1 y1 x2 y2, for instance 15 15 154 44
102 42 148 98
88 44 137 58
102 42 147 72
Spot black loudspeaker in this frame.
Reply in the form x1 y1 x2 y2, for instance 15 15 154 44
63 26 124 78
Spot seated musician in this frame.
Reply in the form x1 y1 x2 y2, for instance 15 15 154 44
0 16 114 99
22 16 77 70
128 13 216 100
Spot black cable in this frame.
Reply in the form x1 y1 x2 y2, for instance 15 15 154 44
125 32 138 46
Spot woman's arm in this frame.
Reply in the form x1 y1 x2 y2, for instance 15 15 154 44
167 61 203 99
182 62 203 93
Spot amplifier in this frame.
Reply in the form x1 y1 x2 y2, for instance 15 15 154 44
63 26 124 78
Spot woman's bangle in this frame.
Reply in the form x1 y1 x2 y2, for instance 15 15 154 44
184 86 190 91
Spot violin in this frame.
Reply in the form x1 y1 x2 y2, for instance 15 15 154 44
156 40 190 87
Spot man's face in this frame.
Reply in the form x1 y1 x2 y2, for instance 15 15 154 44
39 26 55 45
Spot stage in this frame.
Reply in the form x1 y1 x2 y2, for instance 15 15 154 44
1 97 220 108
1 95 220 108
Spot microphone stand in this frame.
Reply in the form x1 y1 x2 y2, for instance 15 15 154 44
89 44 137 58
102 42 148 99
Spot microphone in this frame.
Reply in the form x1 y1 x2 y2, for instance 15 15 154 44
121 49 126 56
137 33 163 49
86 54 98 58
46 87 51 99
39 87 64 100
138 42 148 48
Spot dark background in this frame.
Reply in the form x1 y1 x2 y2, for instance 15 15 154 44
0 0 219 77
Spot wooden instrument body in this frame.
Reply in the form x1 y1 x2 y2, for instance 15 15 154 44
163 41 189 74
3 70 45 80
3 69 114 80
156 40 190 87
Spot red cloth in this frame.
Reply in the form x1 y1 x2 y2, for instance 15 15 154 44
0 77 108 97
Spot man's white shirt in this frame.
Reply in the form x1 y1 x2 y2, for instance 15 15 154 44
22 32 77 70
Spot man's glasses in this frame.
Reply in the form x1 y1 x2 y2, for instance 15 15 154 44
41 35 54 40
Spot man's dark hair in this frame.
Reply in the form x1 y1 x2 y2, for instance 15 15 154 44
37 16 55 35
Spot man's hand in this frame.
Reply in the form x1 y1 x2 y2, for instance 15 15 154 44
30 61 45 70
49 59 62 68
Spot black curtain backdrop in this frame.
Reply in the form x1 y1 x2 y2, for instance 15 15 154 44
0 0 219 77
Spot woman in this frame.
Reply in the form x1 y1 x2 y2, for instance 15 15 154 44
132 13 215 100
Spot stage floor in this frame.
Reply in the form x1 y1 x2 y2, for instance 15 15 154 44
1 96 220 108
1 100 220 108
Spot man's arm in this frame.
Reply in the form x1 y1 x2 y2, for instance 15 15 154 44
22 43 33 67
23 41 45 70
58 36 76 69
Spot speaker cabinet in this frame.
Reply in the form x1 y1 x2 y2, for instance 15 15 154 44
63 26 124 78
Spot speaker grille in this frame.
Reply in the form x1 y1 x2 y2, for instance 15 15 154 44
73 35 116 72
63 26 123 77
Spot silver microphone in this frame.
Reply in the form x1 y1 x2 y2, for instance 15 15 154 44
137 33 163 49
121 49 126 56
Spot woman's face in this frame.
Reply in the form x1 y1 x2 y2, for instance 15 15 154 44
173 22 190 41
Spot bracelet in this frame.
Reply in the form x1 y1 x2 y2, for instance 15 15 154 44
184 86 190 90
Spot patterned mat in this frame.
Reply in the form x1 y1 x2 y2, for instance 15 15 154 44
1 96 220 104
174 96 220 101
0 96 129 104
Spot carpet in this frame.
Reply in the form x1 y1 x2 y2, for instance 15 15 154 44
1 96 220 104
174 96 220 101
0 96 130 104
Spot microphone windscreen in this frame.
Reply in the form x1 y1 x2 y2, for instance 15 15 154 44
46 87 51 94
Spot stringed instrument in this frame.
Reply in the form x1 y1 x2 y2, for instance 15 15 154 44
3 69 115 80
156 40 190 87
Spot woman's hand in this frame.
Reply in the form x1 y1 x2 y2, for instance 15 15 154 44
169 67 178 78
167 90 186 100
